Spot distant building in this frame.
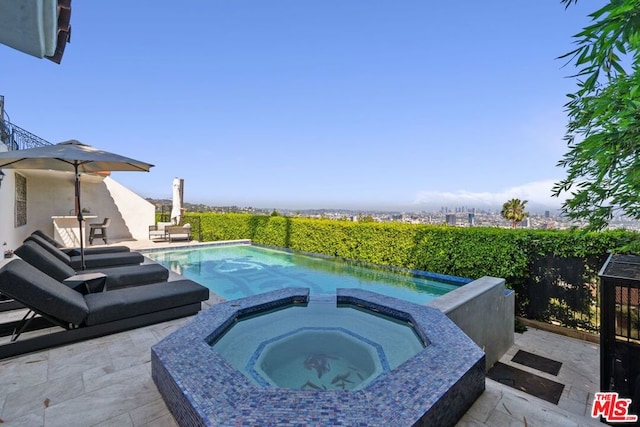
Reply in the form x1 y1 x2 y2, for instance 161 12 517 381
545 210 551 218
468 213 475 227
446 214 456 226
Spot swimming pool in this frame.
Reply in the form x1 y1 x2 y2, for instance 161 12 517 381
145 244 470 304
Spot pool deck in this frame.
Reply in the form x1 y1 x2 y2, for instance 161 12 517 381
0 239 604 426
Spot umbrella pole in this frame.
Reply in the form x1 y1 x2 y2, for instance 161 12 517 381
74 163 86 270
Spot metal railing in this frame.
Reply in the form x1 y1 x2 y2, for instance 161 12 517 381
0 118 52 151
512 254 605 334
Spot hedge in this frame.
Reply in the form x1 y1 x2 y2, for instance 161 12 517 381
175 213 636 280
158 212 640 330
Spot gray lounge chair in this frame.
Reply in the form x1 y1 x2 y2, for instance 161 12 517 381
31 230 131 255
0 259 209 359
15 241 169 289
25 234 143 269
166 225 192 242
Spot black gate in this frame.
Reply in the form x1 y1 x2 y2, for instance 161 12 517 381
599 254 640 418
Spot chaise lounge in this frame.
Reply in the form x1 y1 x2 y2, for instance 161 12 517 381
149 222 173 240
166 225 192 243
25 234 144 269
31 230 131 255
0 259 210 360
14 241 169 290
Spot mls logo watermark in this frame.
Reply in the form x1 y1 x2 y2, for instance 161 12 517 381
591 392 638 423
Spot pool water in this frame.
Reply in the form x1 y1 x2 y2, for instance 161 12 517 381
211 296 425 390
146 244 465 303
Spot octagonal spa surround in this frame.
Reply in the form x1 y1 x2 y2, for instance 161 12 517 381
152 288 485 426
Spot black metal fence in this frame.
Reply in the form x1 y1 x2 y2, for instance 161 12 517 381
511 253 608 334
0 119 52 150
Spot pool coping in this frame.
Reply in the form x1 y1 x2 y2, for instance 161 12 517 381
151 287 485 426
138 239 252 254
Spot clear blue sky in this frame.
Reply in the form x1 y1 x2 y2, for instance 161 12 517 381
0 1 601 212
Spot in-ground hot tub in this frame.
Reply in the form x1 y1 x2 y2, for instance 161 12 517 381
152 288 485 426
249 327 388 390
212 294 424 392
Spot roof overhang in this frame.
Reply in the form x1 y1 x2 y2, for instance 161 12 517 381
0 0 71 64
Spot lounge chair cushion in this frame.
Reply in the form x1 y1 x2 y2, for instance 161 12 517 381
84 280 209 325
15 241 77 281
25 235 144 269
0 260 208 328
149 222 173 240
90 264 169 289
24 235 73 264
0 260 89 325
166 226 192 242
68 251 144 269
15 241 169 289
64 246 130 256
32 229 64 248
31 230 131 255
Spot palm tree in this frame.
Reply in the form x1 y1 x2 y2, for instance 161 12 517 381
501 198 529 228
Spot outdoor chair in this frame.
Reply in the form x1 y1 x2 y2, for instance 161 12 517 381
0 259 210 359
149 222 173 240
15 241 169 289
166 224 192 243
31 230 130 255
88 218 111 245
24 234 143 269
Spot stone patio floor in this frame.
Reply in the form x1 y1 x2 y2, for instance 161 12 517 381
0 240 604 426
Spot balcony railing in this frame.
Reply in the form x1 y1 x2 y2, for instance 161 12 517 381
0 118 52 150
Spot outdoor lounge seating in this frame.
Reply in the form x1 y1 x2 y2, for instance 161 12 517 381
0 259 209 359
31 230 131 255
25 234 144 269
149 222 173 240
166 224 192 242
14 241 169 289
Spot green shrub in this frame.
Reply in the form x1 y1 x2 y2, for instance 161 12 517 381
183 212 639 331
189 213 637 280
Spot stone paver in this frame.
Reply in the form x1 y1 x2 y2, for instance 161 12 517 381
459 328 602 427
0 240 605 426
0 311 605 426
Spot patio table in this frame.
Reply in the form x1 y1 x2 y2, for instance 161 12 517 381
52 215 97 247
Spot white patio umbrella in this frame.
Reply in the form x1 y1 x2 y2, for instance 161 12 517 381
0 140 153 269
170 178 182 225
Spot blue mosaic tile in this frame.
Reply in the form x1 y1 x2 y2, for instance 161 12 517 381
152 287 485 426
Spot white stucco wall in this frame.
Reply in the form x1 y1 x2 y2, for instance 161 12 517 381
0 156 154 251
0 168 23 252
102 176 154 241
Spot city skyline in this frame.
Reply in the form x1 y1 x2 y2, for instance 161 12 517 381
1 1 598 211
160 179 568 213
